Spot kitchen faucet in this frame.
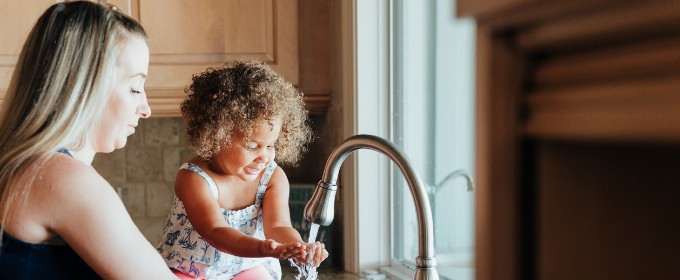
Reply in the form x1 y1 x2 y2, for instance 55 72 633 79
304 134 439 280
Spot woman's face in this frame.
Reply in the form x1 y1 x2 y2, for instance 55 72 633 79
89 36 151 153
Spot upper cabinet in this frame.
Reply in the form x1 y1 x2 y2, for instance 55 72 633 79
139 0 299 116
0 0 330 116
0 1 55 101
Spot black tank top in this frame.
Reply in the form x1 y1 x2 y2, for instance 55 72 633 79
0 232 100 279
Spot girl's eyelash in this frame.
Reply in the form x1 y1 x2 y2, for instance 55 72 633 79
245 143 275 150
130 89 143 94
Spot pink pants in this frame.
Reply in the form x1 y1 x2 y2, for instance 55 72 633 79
171 266 271 280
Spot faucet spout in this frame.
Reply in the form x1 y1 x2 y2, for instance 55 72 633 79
303 134 439 280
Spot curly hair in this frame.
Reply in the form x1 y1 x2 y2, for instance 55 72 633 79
181 60 313 166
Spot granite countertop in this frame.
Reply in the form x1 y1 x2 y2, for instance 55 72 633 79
282 265 361 280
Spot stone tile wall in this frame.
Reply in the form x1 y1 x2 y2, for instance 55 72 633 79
92 117 195 245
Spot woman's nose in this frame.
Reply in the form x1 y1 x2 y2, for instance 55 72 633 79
138 94 152 118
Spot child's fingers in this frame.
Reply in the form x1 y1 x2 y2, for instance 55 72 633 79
285 247 305 259
276 243 306 259
260 239 278 257
312 241 328 267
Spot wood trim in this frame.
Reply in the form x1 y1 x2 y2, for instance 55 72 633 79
150 53 275 64
147 89 331 118
515 0 680 52
475 26 526 280
524 76 680 142
457 0 622 31
304 93 332 116
531 35 680 87
339 0 358 273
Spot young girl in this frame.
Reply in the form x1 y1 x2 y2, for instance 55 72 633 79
157 61 328 279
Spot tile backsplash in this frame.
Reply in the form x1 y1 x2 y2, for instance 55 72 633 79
92 117 195 246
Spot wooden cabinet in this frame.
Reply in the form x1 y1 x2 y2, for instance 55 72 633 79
140 0 300 116
0 0 330 116
460 0 680 279
0 1 54 100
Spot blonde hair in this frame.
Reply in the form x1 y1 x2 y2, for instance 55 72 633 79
181 60 313 166
0 1 147 232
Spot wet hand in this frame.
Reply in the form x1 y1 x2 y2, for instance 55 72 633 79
295 241 329 267
259 239 305 259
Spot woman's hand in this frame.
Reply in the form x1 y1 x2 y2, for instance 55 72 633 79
259 239 306 259
296 241 329 267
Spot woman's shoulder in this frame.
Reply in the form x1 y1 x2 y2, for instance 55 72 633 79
29 153 117 223
40 153 107 189
3 153 114 243
34 154 112 206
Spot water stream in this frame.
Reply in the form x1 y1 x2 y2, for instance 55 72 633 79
307 222 320 243
289 222 320 280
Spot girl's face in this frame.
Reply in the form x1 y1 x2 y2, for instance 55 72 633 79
213 119 281 181
89 36 151 153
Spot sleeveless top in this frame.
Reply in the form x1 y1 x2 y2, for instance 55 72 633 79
156 162 281 280
0 148 100 279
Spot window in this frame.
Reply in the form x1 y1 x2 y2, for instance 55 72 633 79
390 0 475 279
348 1 475 279
390 0 474 279
389 0 476 279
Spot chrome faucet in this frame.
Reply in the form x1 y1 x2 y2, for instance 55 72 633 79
304 134 439 280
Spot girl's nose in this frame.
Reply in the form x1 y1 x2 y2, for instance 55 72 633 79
256 148 274 163
255 151 268 163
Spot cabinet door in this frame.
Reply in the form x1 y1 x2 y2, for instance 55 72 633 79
0 1 55 102
0 0 299 117
140 0 299 116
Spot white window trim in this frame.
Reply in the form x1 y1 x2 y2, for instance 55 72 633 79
339 0 394 275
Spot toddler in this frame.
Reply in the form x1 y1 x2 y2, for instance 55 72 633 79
157 61 328 279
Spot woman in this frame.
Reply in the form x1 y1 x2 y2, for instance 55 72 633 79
0 2 177 279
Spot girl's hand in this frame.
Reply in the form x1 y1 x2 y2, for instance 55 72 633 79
259 239 306 259
296 241 329 267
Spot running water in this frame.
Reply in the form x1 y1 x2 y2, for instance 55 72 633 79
307 223 320 243
289 223 321 280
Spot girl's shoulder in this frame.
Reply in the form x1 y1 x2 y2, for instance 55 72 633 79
265 163 289 190
175 159 220 199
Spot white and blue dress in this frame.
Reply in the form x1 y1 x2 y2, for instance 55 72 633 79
157 162 281 280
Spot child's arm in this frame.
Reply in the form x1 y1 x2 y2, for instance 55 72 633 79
261 167 306 243
176 168 303 259
262 167 329 266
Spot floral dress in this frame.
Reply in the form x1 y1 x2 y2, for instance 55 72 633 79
157 162 281 280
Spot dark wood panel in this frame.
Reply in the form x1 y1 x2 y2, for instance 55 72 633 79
537 143 680 279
